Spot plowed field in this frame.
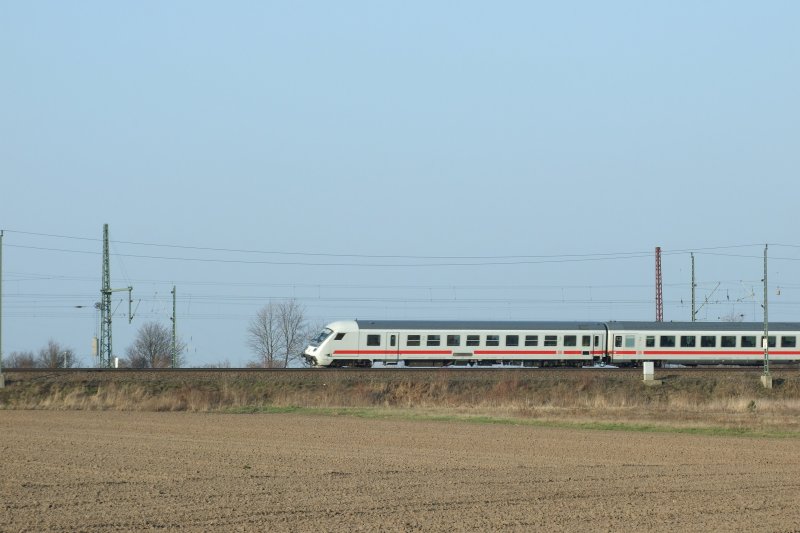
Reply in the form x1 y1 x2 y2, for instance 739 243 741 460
2 411 799 531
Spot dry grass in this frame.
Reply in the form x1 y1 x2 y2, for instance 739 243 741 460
3 369 800 432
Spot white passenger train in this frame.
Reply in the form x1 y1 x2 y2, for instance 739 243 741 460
303 320 800 367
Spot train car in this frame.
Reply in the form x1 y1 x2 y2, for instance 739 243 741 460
303 319 800 367
303 320 609 367
607 321 800 365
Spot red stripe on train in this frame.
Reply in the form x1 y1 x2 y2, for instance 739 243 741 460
474 350 561 355
333 350 451 356
615 350 800 357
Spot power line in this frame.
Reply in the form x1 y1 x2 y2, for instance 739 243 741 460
5 270 771 291
8 292 798 308
3 229 779 261
16 242 800 267
4 244 660 267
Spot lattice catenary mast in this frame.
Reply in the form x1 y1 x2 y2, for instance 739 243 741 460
99 224 112 367
98 224 134 368
655 246 663 322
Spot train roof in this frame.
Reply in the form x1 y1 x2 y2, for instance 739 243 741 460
355 320 608 331
607 321 800 331
353 320 800 332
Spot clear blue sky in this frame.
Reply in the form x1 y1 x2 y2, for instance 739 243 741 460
2 2 799 366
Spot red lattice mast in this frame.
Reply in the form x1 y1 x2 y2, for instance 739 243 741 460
655 246 663 322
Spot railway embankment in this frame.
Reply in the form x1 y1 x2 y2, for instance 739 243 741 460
2 368 800 433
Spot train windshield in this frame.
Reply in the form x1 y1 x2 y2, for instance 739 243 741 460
309 327 334 347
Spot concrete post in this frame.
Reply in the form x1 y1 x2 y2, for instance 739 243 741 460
643 361 654 380
643 362 662 386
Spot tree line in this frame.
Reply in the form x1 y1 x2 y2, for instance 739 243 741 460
3 299 320 369
4 339 79 368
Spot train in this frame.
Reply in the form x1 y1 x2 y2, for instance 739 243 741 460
302 319 800 367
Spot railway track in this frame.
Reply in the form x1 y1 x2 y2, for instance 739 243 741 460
3 365 794 376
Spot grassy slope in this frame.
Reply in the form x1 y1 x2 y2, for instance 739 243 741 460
2 369 799 436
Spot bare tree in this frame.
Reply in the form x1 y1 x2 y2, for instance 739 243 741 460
247 302 283 367
5 350 37 368
247 299 307 367
277 300 306 367
202 358 232 369
124 321 186 368
37 340 78 368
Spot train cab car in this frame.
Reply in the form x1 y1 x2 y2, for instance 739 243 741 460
303 320 361 367
304 320 609 367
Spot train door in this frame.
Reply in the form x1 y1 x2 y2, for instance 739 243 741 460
385 332 400 364
592 334 602 363
600 324 610 364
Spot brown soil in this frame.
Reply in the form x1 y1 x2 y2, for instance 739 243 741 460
2 411 799 531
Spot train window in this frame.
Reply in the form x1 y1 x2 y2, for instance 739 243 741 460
582 335 591 347
466 335 480 346
614 336 622 348
427 335 441 347
625 335 635 348
407 335 421 346
525 335 538 346
741 336 756 348
544 335 558 347
367 335 381 346
335 333 346 341
390 335 396 347
563 335 577 347
781 336 796 348
310 328 334 347
767 336 776 348
645 336 655 347
506 335 519 347
700 336 716 347
486 335 500 346
659 336 676 348
680 336 696 348
447 335 461 347
721 336 736 348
